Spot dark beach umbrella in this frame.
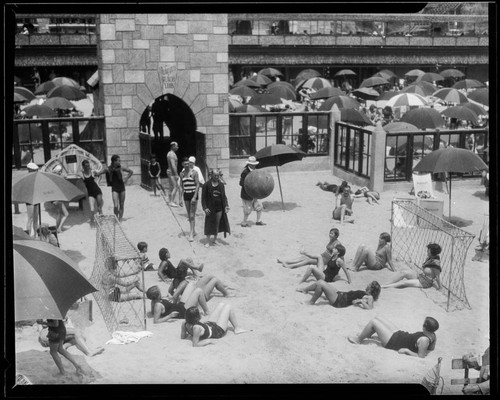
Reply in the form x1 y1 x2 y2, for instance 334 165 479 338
52 77 80 88
235 104 267 113
43 97 75 110
258 68 284 78
432 88 468 104
440 69 465 79
401 81 437 96
14 87 36 102
352 87 380 100
296 68 322 81
334 69 357 77
228 98 243 112
229 86 257 98
233 78 261 88
300 77 332 91
248 93 282 106
373 71 396 81
440 106 478 124
416 72 444 83
383 122 420 133
452 79 485 90
268 85 297 101
467 88 488 106
413 147 488 219
34 81 57 95
14 93 29 103
318 95 360 111
17 124 43 142
47 85 86 100
13 225 32 240
400 108 445 129
359 77 389 88
255 144 306 210
23 104 57 118
248 74 272 86
462 102 487 116
309 86 345 100
268 81 296 92
405 69 426 78
14 238 97 320
340 108 373 126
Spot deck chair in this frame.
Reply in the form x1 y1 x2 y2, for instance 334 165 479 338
411 172 435 199
451 353 488 389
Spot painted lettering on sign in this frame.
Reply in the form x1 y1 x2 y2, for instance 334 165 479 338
158 63 177 94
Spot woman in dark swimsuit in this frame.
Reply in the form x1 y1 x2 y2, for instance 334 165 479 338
382 243 442 289
351 232 395 272
348 316 439 358
81 160 103 227
181 303 248 347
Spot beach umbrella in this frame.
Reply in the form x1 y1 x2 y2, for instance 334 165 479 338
268 85 297 101
413 147 488 220
14 238 97 321
254 144 306 210
440 69 465 79
300 77 332 91
14 76 22 85
234 104 267 113
23 104 57 118
467 88 488 106
401 81 437 96
34 81 57 95
43 97 75 110
405 69 425 78
379 69 398 78
13 226 32 240
440 106 478 124
318 95 360 111
229 98 243 112
14 93 29 103
452 79 485 90
248 74 272 86
268 81 296 92
376 91 399 101
248 93 282 106
257 68 284 78
359 76 389 88
416 72 444 83
17 124 43 142
462 102 487 116
47 85 86 100
233 78 261 88
432 88 468 104
334 69 357 77
229 86 257 98
14 87 36 102
296 68 322 81
52 77 80 88
400 108 445 130
386 93 428 108
351 87 380 100
383 122 420 133
373 71 396 81
340 108 373 126
309 86 345 100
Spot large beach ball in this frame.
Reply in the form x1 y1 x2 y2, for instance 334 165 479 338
244 169 275 199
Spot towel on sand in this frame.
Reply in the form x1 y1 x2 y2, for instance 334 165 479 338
105 331 153 345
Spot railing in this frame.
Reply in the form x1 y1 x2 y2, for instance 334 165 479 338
15 32 97 46
384 128 488 182
229 111 331 158
12 116 106 169
334 122 372 178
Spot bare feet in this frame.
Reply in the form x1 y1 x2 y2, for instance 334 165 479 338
89 347 105 357
234 328 250 335
296 287 307 293
347 336 360 344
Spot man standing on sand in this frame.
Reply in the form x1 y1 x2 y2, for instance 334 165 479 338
167 141 181 207
239 156 265 227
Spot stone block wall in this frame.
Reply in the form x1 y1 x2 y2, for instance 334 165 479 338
97 14 229 184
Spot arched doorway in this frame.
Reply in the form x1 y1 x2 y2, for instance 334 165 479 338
139 93 206 190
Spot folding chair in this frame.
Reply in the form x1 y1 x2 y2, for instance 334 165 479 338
451 354 487 389
411 172 444 220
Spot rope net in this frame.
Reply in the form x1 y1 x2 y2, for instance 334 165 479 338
391 200 475 311
89 215 147 333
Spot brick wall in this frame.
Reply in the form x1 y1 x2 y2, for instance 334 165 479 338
97 14 229 184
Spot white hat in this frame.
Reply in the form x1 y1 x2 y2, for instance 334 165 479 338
53 165 63 173
246 156 259 166
27 162 39 171
188 156 196 163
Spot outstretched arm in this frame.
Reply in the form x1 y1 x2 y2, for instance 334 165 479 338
340 262 352 284
191 325 215 347
353 295 374 309
385 247 395 272
153 303 178 324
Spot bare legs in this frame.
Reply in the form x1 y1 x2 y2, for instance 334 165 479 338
298 265 326 284
348 316 398 346
49 339 84 376
112 191 126 222
26 204 40 237
55 202 69 233
185 198 198 241
333 204 354 224
351 245 377 271
183 287 209 315
382 270 421 289
88 195 103 227
303 280 340 305
278 255 316 269
206 211 223 246
65 330 105 357
208 303 248 334
169 176 180 206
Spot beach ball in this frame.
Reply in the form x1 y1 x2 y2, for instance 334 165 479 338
244 169 274 199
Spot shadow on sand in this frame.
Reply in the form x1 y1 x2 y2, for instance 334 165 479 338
262 201 299 212
445 216 474 228
471 190 488 201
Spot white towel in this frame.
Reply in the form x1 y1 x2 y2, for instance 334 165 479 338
105 330 153 345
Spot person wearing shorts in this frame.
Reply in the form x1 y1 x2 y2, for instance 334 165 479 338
239 156 265 227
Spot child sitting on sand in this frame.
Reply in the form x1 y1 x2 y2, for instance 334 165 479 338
350 232 395 272
137 241 155 271
333 185 355 224
157 248 204 296
353 187 380 205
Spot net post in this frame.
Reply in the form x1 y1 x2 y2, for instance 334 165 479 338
141 267 147 331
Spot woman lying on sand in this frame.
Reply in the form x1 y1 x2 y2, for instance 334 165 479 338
348 316 439 358
353 187 380 205
278 228 341 269
157 248 203 295
297 243 351 285
170 275 235 303
382 243 442 290
146 285 209 323
181 303 248 347
299 280 381 309
350 232 395 272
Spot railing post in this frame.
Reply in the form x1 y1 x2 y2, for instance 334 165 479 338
370 121 386 192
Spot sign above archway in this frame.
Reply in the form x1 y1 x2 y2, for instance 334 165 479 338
158 63 177 94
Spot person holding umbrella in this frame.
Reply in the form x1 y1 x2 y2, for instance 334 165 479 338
25 162 40 237
239 156 265 227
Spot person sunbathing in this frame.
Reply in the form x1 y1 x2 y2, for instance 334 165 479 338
146 285 209 323
278 228 341 269
170 275 235 304
102 256 144 302
382 243 442 289
181 303 248 347
354 186 380 205
299 280 380 309
350 232 395 272
157 247 203 295
297 243 351 286
348 316 439 358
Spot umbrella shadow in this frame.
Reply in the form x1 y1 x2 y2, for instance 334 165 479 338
262 201 299 212
472 190 488 201
15 349 102 384
444 216 474 228
63 249 86 264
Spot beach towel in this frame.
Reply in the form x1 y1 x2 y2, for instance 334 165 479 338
105 330 153 345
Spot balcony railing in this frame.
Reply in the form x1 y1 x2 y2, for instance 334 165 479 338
15 32 97 46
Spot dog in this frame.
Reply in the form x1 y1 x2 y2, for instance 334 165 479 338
316 181 339 193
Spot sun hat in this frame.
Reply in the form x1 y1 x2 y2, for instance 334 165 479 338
188 156 196 163
246 156 259 166
27 162 39 171
53 164 63 173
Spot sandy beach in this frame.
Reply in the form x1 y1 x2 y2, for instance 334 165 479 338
12 169 489 393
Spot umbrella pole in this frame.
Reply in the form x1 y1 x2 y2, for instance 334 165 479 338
276 166 285 211
38 204 42 238
449 175 452 221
